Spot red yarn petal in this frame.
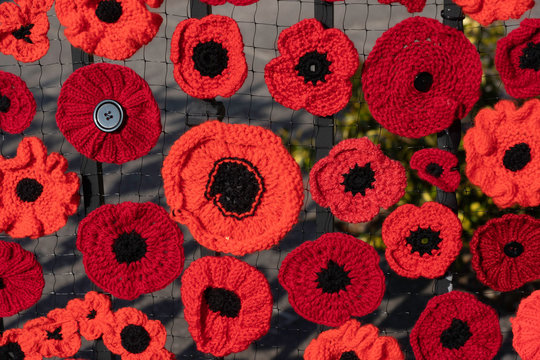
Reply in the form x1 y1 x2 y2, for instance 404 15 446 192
0 71 36 134
377 0 426 12
410 148 461 192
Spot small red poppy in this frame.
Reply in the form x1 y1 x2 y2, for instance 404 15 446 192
512 290 540 360
65 291 114 340
171 15 247 99
0 329 41 360
410 149 461 192
181 256 273 357
362 17 482 138
279 232 385 327
56 63 161 164
0 71 35 134
265 18 359 117
77 202 184 300
377 0 426 12
309 137 406 223
411 291 501 360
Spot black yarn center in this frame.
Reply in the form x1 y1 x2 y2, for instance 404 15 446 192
112 231 147 264
192 41 229 78
120 325 151 354
46 327 63 341
0 94 11 113
316 260 351 294
295 51 332 85
95 0 123 23
341 163 376 196
0 278 5 290
520 42 540 71
12 24 34 44
87 309 97 319
406 227 442 256
339 351 360 360
503 143 531 172
204 287 241 318
425 162 443 178
16 178 44 203
504 241 524 258
440 319 472 350
0 342 25 360
414 72 433 92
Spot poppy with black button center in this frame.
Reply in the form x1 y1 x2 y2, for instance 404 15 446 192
0 71 36 134
0 329 42 360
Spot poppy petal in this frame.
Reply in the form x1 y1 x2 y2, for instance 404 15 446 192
377 0 426 12
512 290 540 360
454 0 534 26
410 148 461 192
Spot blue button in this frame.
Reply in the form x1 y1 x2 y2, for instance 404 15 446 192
93 100 124 132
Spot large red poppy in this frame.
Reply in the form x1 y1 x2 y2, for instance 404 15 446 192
377 0 426 12
410 148 461 192
512 290 540 360
0 71 35 134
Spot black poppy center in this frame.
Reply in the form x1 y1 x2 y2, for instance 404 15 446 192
503 143 531 172
295 51 332 85
316 260 351 294
0 342 25 360
112 231 147 264
12 24 34 44
414 72 433 92
0 94 11 113
204 287 241 318
87 309 97 319
406 227 442 256
339 351 360 360
520 42 540 71
95 0 123 23
192 41 229 78
120 324 151 354
0 278 5 290
16 178 44 203
504 241 524 258
341 163 376 197
440 318 472 350
426 162 444 178
46 327 63 341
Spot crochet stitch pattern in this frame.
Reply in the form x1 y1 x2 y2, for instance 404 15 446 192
162 120 304 256
410 291 502 360
265 18 359 117
362 17 482 138
66 291 113 340
77 202 184 300
55 0 163 60
199 0 259 8
309 137 406 223
181 256 273 357
463 99 540 208
278 232 385 327
170 15 247 99
0 137 80 239
512 290 540 360
0 71 36 134
56 63 162 165
410 149 461 192
304 319 404 360
0 329 41 360
377 0 426 13
454 0 534 27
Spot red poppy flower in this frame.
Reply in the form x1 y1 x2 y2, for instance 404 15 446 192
199 0 258 5
410 149 460 192
411 291 501 360
170 15 247 99
0 71 35 134
512 290 540 360
56 63 161 165
362 17 482 138
377 0 426 12
162 120 304 256
0 137 80 239
181 256 273 357
382 202 462 279
55 0 163 60
471 214 540 292
454 0 534 26
309 137 406 224
65 291 114 340
279 232 385 327
0 329 41 360
265 18 359 117
77 202 184 300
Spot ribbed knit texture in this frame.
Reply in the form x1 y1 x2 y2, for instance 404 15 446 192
0 71 36 134
512 290 540 360
454 0 534 26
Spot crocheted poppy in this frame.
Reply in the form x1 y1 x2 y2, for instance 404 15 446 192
0 329 41 360
410 149 461 192
0 137 80 239
77 202 184 300
377 0 426 12
454 0 534 27
199 0 258 5
410 291 502 360
0 71 35 134
66 291 114 340
512 290 540 360
362 17 482 139
304 319 404 360
310 138 406 224
162 120 303 256
55 0 163 60
279 232 385 327
170 15 247 99
181 256 273 357
463 99 540 208
265 18 359 117
382 202 462 279
471 214 540 292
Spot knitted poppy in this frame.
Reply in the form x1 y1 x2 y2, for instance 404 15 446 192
512 290 540 360
0 329 41 360
0 137 80 239
279 232 385 327
0 71 35 134
463 99 540 208
309 137 406 224
171 15 247 99
410 291 502 360
55 0 163 60
66 291 114 340
471 214 540 292
382 202 462 279
362 17 482 139
264 18 359 117
304 319 404 360
162 120 303 256
454 0 534 27
377 0 426 13
77 202 184 300
199 0 258 5
181 256 273 357
410 149 460 192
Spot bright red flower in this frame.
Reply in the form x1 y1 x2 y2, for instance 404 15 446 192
0 329 41 360
0 71 35 134
454 0 534 26
65 291 114 340
410 149 460 192
512 290 540 360
377 0 426 12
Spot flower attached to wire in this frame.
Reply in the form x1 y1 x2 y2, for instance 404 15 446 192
454 0 534 26
0 71 36 134
410 148 460 192
0 329 41 360
512 290 540 360
377 0 426 13
66 291 114 340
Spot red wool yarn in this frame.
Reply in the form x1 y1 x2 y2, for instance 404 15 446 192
0 71 35 134
377 0 426 13
512 290 540 360
410 148 461 192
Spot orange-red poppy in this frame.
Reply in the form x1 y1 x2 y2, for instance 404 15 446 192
454 0 534 26
65 291 114 340
0 329 41 360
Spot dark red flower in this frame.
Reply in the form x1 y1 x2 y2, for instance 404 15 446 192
56 63 161 164
377 0 426 12
410 291 501 360
0 71 35 134
362 17 482 138
410 148 460 192
279 232 385 327
77 202 184 300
